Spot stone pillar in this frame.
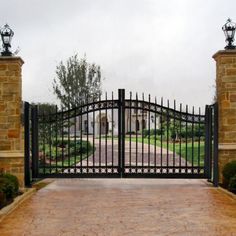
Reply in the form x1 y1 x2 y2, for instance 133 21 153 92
213 50 236 183
0 57 24 187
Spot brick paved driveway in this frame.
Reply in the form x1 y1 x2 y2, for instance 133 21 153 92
0 179 236 236
76 139 188 172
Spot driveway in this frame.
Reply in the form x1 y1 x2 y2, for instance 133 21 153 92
0 179 236 236
76 138 188 173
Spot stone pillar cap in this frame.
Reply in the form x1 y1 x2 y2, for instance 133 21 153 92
213 49 236 60
0 56 24 65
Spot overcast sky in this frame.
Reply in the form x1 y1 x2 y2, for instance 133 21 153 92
1 0 235 109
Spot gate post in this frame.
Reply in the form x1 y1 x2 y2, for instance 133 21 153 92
118 89 125 177
213 50 236 183
213 103 219 187
31 105 39 179
204 105 211 179
0 57 25 187
24 102 31 187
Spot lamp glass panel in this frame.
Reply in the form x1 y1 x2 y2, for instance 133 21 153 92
227 29 233 38
3 35 10 44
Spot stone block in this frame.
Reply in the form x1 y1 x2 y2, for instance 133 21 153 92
0 76 8 82
220 57 233 64
226 68 236 76
230 94 236 102
8 64 20 71
0 104 6 112
3 83 19 95
8 129 19 138
0 65 7 71
8 115 19 123
227 118 236 124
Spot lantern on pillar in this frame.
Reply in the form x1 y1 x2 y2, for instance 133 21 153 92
0 24 14 56
222 18 236 50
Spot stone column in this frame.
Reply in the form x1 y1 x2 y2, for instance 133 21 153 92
213 50 236 183
0 57 24 187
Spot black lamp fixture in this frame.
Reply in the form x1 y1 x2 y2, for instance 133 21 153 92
0 24 14 56
222 18 236 50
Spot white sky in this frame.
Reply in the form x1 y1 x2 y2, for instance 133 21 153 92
0 0 235 109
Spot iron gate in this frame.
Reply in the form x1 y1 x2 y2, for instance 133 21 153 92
24 89 218 185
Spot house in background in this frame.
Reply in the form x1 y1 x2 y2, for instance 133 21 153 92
73 108 160 137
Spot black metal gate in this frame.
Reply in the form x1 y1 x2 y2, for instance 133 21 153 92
24 89 218 185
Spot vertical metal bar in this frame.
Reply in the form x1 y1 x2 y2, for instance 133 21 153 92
142 93 144 173
129 92 132 173
160 97 163 173
99 95 101 172
31 105 39 179
111 92 114 172
179 104 182 172
167 100 169 173
154 97 157 172
43 111 45 175
49 109 52 174
204 105 209 178
173 100 176 173
74 106 76 173
68 106 70 173
208 106 213 180
56 106 58 174
213 103 219 187
198 108 201 173
118 89 122 175
86 97 89 173
136 93 138 172
24 102 31 187
61 108 65 173
93 96 95 172
185 105 188 173
122 90 125 176
118 89 125 177
192 107 194 173
148 94 151 172
80 108 82 173
105 92 108 173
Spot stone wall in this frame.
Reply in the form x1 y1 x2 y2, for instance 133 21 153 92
213 50 236 182
0 57 24 186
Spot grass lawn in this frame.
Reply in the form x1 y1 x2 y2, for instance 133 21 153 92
126 137 205 166
101 135 205 166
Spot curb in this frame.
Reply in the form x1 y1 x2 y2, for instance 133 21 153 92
217 186 236 200
0 187 36 223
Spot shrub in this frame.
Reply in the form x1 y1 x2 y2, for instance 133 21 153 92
142 129 164 138
0 177 15 199
228 175 236 193
0 174 20 209
142 129 149 137
126 131 136 135
2 173 19 195
222 161 236 187
171 132 177 140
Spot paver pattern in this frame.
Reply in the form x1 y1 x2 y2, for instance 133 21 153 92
0 179 236 236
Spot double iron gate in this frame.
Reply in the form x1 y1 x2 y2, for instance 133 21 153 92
24 89 218 186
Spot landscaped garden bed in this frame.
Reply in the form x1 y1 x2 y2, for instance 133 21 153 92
38 139 95 173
